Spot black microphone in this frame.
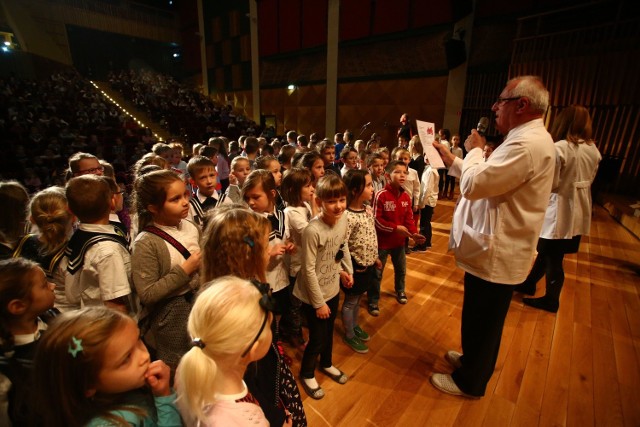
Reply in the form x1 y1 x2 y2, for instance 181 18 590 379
476 117 489 135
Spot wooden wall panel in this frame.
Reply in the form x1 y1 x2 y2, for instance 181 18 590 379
258 0 278 56
222 76 447 145
373 0 410 35
339 0 371 41
301 1 327 48
278 0 301 53
508 13 640 197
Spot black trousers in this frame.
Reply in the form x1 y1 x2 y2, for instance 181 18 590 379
300 293 340 379
419 205 434 246
451 273 514 396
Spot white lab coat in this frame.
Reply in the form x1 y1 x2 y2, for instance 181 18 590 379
539 139 601 239
449 119 556 284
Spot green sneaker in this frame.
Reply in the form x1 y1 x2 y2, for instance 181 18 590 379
343 335 369 354
353 326 370 342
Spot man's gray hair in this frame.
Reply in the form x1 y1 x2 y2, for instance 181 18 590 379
508 75 549 114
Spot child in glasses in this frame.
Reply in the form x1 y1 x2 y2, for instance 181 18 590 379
176 277 276 427
294 174 354 399
200 206 306 426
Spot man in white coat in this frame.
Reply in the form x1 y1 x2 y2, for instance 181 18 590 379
430 76 556 398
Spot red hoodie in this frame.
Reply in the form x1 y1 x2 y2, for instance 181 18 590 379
373 183 417 249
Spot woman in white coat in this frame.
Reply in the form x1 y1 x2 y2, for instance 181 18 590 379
515 105 601 312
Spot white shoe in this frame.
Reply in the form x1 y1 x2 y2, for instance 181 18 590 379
445 350 462 369
429 373 480 399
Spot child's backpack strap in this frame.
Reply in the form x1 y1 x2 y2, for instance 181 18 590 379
143 225 192 259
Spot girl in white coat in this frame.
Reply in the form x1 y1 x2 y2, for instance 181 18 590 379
515 105 601 312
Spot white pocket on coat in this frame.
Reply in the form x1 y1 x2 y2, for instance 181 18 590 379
457 224 494 260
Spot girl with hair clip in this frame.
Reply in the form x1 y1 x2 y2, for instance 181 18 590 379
176 276 279 427
12 187 77 311
200 206 306 427
0 258 56 426
280 168 315 348
242 170 295 331
131 169 202 374
341 170 381 354
32 306 180 427
0 181 30 260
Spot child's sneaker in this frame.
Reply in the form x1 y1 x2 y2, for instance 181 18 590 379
343 335 369 354
396 291 408 304
353 325 370 342
367 304 380 317
413 244 429 253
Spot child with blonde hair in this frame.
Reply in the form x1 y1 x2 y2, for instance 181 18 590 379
131 169 201 373
294 174 354 399
32 306 179 427
176 276 277 426
200 206 306 426
0 258 56 426
12 187 77 311
226 156 252 203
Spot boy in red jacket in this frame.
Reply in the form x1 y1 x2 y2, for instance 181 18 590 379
368 160 425 316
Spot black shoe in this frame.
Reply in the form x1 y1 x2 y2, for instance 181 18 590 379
523 296 559 313
513 283 536 296
413 244 428 253
368 304 380 317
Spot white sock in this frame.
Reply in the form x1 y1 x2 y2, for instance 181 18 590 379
323 365 341 376
303 377 319 389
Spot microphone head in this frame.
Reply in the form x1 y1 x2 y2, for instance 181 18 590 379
477 117 489 135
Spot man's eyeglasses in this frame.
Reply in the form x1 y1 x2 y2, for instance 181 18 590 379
76 166 105 175
494 96 521 105
241 280 277 357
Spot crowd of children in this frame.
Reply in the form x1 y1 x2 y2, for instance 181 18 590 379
0 124 461 426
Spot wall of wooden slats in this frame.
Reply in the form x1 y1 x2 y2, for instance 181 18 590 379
509 15 640 197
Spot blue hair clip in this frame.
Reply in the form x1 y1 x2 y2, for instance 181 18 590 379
243 236 254 248
68 336 83 358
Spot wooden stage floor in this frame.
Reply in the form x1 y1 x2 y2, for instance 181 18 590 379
284 198 640 427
